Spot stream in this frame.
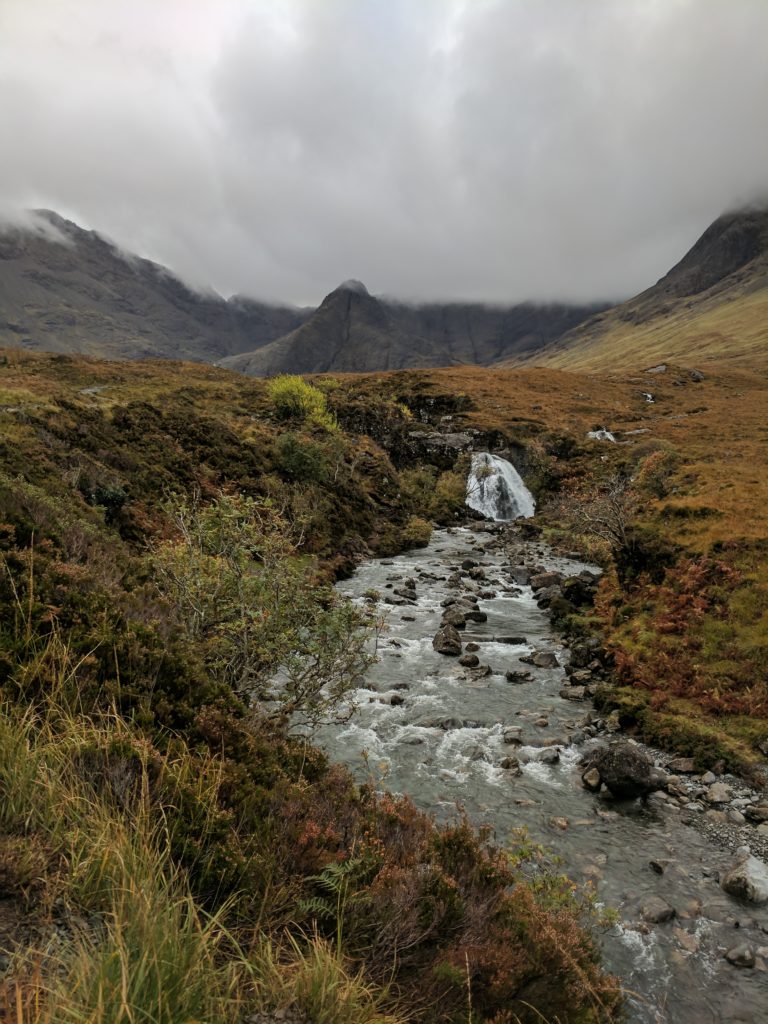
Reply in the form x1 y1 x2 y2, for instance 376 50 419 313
318 524 768 1024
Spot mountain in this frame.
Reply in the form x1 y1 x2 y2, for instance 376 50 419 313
524 207 768 371
219 280 608 376
0 211 309 361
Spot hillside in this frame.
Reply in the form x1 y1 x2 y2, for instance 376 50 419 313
0 211 309 361
523 207 768 371
221 279 607 375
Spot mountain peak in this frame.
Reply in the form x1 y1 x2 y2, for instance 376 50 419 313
336 279 369 296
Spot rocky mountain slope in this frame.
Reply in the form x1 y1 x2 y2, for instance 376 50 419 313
524 207 768 371
220 279 607 375
0 211 309 361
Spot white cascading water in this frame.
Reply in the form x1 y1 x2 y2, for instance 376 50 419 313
465 452 536 521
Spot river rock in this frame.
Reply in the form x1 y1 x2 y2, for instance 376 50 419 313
745 805 768 824
500 756 521 774
589 742 657 799
536 747 560 764
432 625 462 656
506 670 532 683
465 609 488 623
441 609 467 629
721 851 768 905
502 727 523 744
560 686 586 701
640 896 676 923
465 642 480 652
706 782 732 804
724 944 755 968
521 650 558 669
667 757 696 774
458 654 480 668
582 768 602 792
530 571 563 591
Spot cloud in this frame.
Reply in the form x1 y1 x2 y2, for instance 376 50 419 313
1 0 767 304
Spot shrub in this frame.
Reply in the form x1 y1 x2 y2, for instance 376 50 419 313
267 376 337 432
274 433 330 483
401 516 432 549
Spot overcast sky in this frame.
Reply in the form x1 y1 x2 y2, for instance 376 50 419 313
1 0 767 306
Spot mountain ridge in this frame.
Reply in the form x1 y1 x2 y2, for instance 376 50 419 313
522 206 768 371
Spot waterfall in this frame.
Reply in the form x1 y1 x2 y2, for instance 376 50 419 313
465 452 536 521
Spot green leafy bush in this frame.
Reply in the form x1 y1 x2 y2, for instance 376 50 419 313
267 376 337 432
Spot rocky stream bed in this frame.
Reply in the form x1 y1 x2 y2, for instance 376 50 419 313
316 524 768 1024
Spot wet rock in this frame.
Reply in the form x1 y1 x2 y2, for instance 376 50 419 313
528 650 559 669
589 742 657 799
401 614 416 622
500 756 521 774
649 859 672 875
388 693 405 706
560 686 586 701
496 635 527 645
725 944 755 968
465 642 480 652
536 747 560 765
534 717 549 728
581 768 602 792
461 558 478 570
470 664 492 678
432 625 462 656
535 585 562 608
569 669 594 685
468 567 487 581
502 727 523 745
721 851 768 905
441 609 467 629
550 816 568 830
506 670 532 683
530 571 564 591
640 896 676 924
393 587 417 601
673 927 700 953
458 654 480 668
465 609 488 623
667 757 696 774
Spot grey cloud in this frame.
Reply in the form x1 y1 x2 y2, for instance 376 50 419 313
1 0 767 305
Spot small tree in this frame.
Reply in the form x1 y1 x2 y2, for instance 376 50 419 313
150 492 374 728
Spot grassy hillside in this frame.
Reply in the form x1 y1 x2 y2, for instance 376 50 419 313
529 286 768 372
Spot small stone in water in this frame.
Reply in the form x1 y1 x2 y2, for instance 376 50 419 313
465 642 480 652
725 944 755 968
534 717 549 728
550 816 568 830
458 654 480 668
640 896 676 924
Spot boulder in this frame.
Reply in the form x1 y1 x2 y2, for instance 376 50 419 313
706 782 732 805
560 686 586 701
502 726 523 745
465 642 480 652
667 757 696 774
561 575 598 607
458 653 480 668
432 625 462 656
640 896 676 924
505 670 532 683
529 650 559 669
530 571 564 591
745 805 768 824
721 851 768 905
590 742 657 799
441 609 467 629
536 747 560 765
500 756 522 774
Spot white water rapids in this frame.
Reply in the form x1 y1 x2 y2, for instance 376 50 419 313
465 452 536 521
